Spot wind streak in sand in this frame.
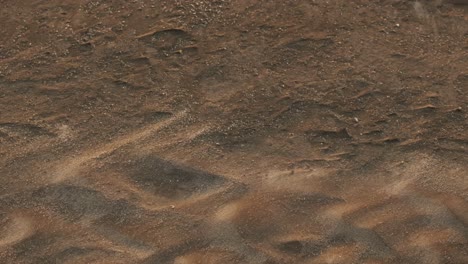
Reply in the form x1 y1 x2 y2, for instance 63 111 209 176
50 111 188 183
0 216 33 248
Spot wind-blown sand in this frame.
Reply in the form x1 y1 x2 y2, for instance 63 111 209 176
0 0 467 263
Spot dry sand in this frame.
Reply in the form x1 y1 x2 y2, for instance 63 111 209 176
0 0 467 263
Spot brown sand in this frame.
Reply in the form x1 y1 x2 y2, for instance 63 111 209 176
0 0 467 263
